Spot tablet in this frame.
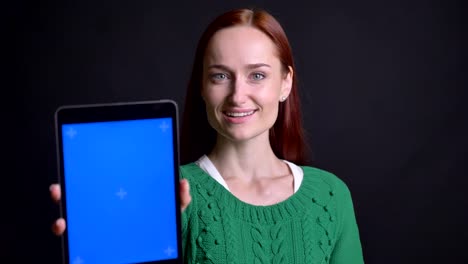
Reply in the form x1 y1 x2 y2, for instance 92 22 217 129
54 100 182 264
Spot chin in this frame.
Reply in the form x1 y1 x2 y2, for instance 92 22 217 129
209 115 274 143
220 128 269 143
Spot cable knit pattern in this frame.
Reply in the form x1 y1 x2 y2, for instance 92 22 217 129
251 226 269 264
180 163 364 264
270 223 286 264
222 213 237 264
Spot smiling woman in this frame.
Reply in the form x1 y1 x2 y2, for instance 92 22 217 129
50 7 364 264
181 8 306 166
177 8 364 264
201 25 293 144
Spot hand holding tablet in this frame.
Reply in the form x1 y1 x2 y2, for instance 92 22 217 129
53 100 183 264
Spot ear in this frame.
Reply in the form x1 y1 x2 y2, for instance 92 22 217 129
280 66 293 101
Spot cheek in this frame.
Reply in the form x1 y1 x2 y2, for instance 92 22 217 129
203 93 224 132
201 86 215 106
203 93 220 110
203 86 229 109
257 82 282 104
202 90 223 125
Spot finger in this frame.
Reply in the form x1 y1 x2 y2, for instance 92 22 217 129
180 179 192 212
49 184 61 202
51 218 66 236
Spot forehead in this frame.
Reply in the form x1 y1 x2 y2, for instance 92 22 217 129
204 26 279 65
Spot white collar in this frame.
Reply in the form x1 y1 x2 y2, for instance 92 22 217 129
195 155 304 193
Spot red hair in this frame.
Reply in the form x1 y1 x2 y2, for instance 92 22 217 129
181 8 310 165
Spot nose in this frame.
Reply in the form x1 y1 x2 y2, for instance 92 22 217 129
229 78 247 105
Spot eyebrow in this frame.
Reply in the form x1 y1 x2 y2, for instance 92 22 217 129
207 63 271 71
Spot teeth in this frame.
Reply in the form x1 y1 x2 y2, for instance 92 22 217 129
226 110 255 117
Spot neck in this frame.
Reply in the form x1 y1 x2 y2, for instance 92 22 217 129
208 132 286 180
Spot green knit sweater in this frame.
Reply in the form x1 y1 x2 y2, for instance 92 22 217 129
180 163 364 264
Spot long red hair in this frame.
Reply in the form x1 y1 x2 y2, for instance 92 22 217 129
181 8 310 165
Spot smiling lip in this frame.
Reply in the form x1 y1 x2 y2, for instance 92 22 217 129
222 109 257 124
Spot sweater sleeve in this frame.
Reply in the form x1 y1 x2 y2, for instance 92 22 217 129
181 209 193 264
179 167 190 239
330 180 364 264
179 165 198 264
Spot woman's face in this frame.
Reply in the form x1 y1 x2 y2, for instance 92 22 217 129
202 25 292 143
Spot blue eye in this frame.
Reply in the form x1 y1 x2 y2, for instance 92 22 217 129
251 72 265 80
211 73 228 80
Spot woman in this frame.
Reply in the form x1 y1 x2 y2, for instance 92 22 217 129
51 8 364 263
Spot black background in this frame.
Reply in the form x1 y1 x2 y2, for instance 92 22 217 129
7 0 467 263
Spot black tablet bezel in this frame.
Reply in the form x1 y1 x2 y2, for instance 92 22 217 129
54 100 182 264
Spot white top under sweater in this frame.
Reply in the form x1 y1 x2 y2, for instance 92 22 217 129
195 155 304 193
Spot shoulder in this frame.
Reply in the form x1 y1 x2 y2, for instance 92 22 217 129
179 163 218 197
300 166 358 231
179 162 203 182
300 166 352 199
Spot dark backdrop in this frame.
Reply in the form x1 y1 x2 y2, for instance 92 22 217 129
7 0 467 263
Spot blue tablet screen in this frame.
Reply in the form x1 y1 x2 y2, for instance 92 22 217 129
61 118 178 264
